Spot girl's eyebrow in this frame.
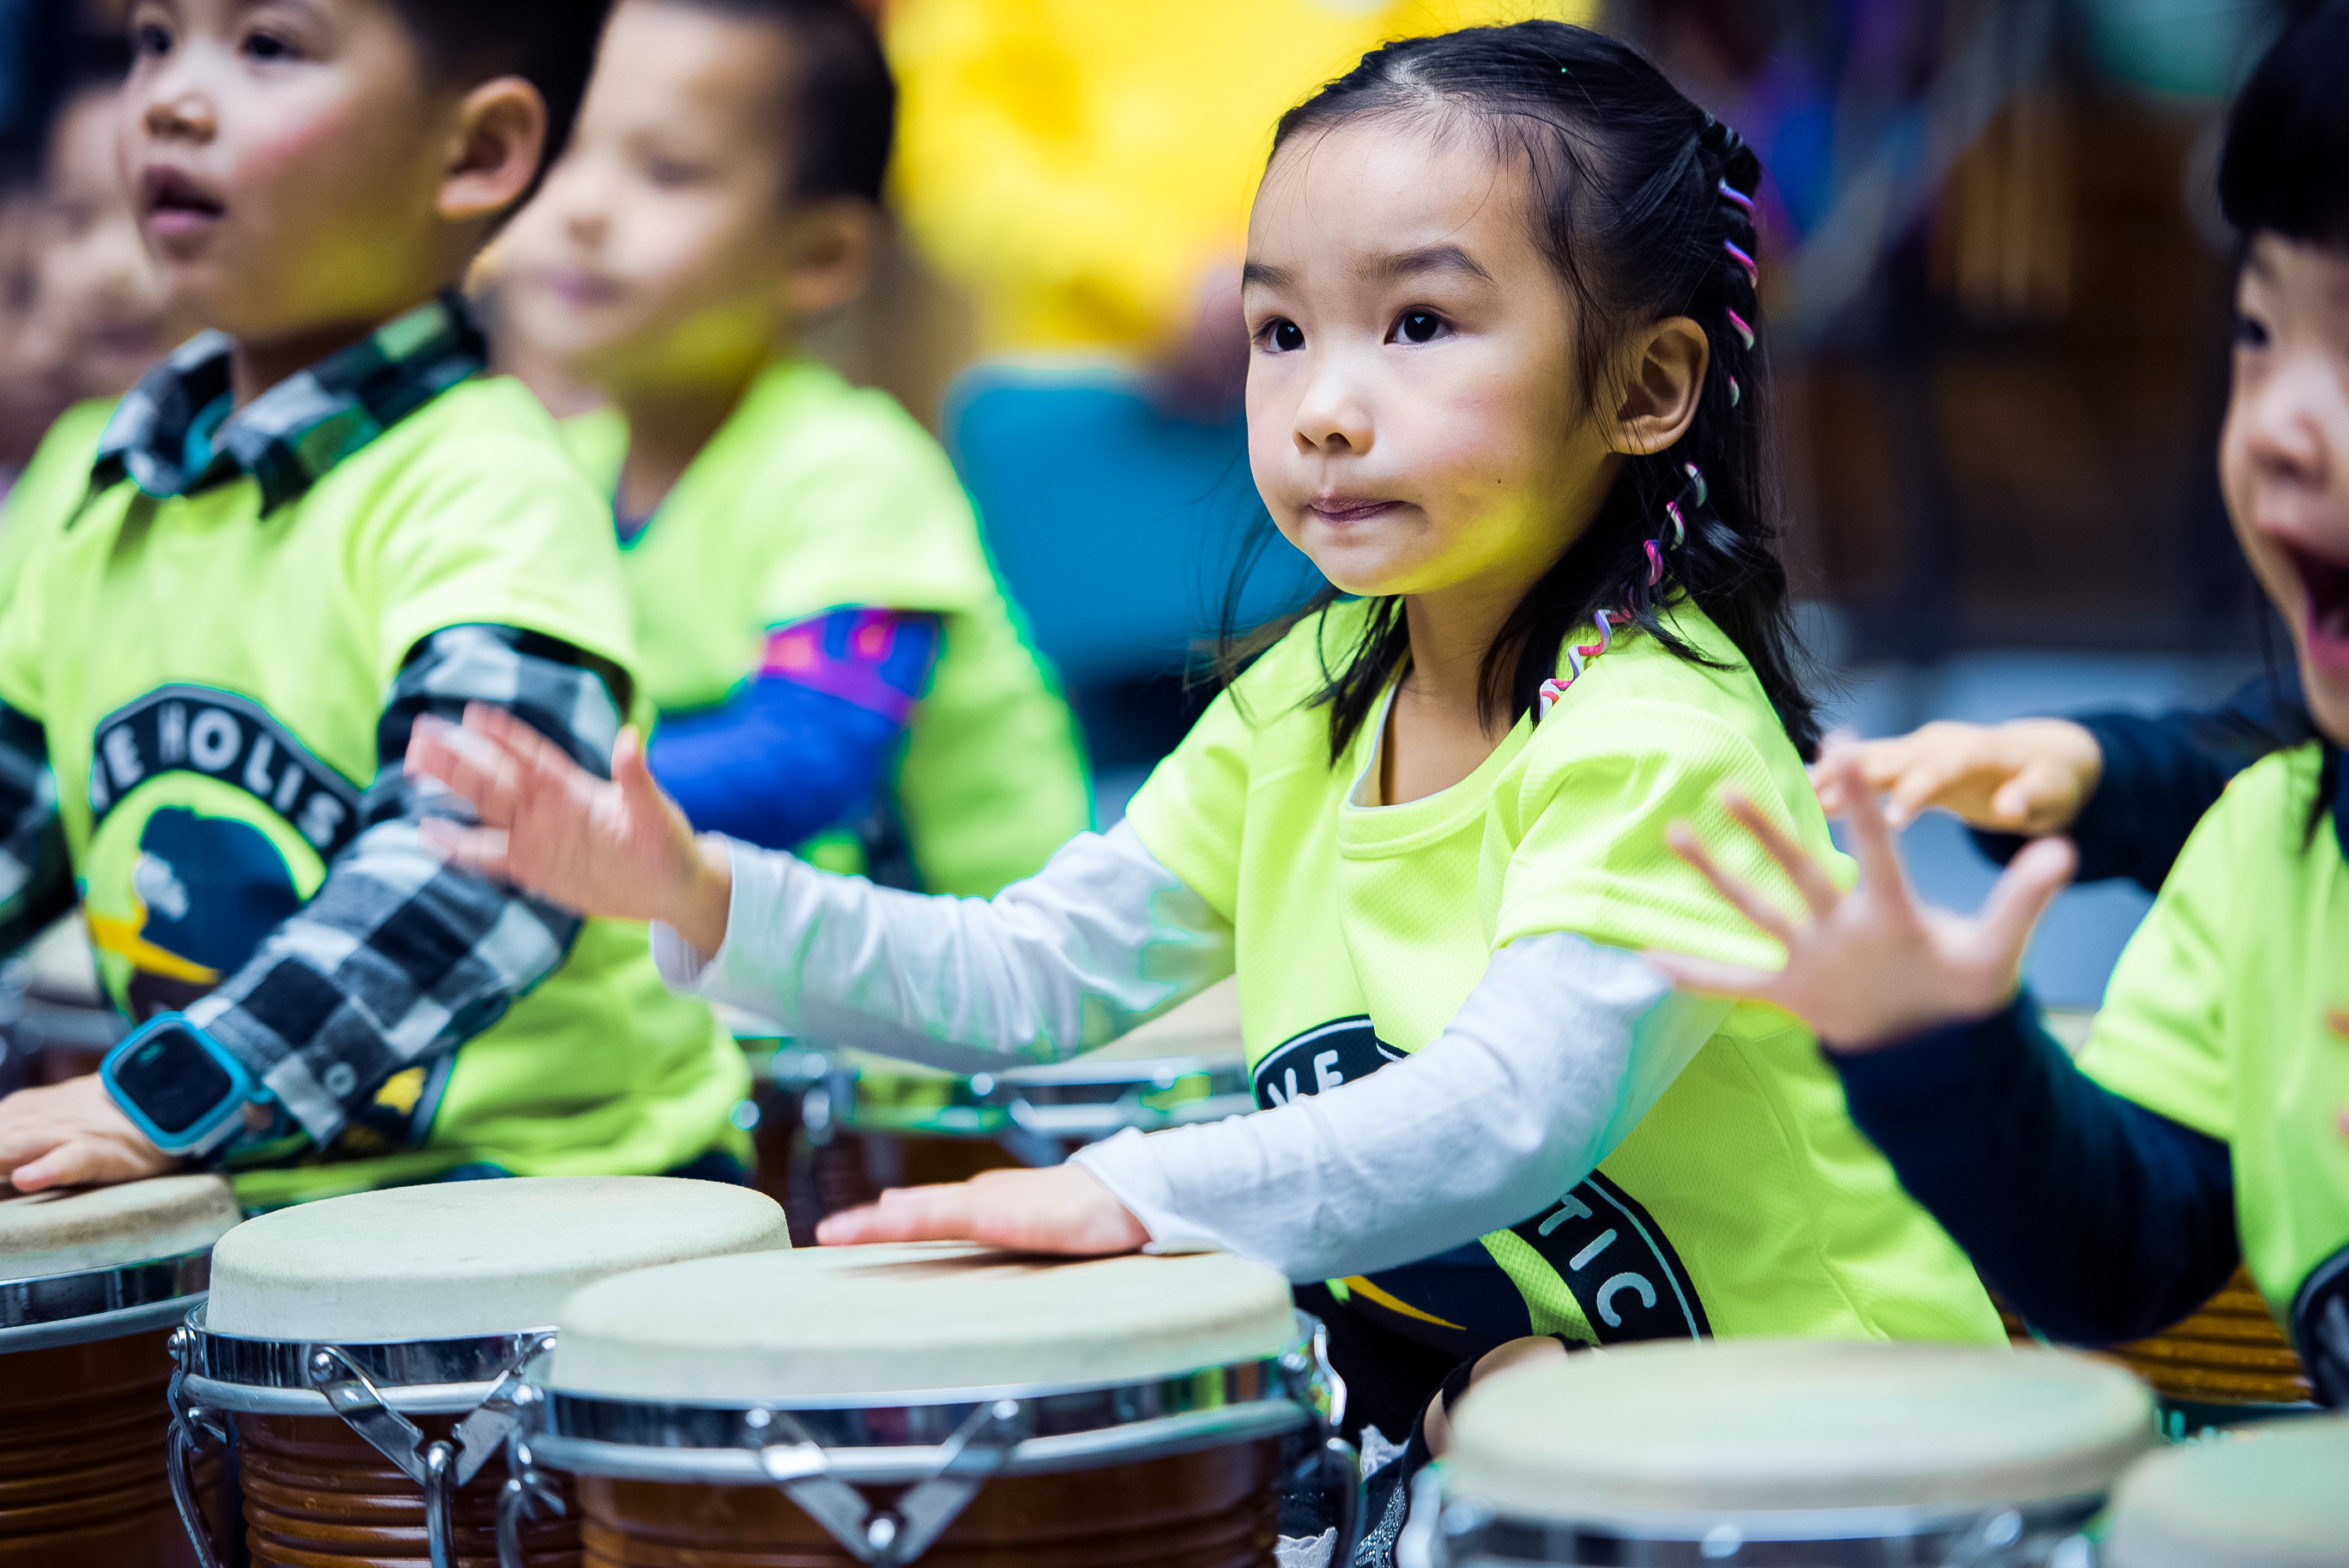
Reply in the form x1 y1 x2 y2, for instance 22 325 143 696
1240 260 1295 291
1364 243 1493 285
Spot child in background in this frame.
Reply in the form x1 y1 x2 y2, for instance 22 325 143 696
418 18 2005 1464
1648 2 2349 1412
2 33 200 602
498 0 1087 899
0 0 748 1204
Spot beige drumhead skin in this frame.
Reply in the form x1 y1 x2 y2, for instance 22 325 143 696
2103 1417 2349 1568
206 1178 789 1341
1447 1339 2156 1525
0 1174 241 1281
550 1242 1295 1402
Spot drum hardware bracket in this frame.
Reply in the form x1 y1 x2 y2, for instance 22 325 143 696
306 1334 552 1568
742 1395 1029 1565
165 1336 234 1568
1283 1312 1363 1565
495 1425 569 1568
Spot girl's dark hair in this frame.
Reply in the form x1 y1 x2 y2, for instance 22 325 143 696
2218 2 2349 249
1220 21 1818 761
2218 1 2349 847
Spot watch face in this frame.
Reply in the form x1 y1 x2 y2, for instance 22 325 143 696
112 1026 234 1135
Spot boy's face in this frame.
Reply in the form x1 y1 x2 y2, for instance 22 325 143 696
121 0 475 343
40 84 189 400
502 0 852 393
2222 234 2349 744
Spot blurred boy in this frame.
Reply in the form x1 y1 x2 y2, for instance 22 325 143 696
2 34 199 601
0 0 748 1202
502 0 1087 899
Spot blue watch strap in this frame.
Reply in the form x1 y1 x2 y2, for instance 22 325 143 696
100 1012 270 1157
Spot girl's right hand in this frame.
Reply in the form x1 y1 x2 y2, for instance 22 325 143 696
1646 753 2077 1051
1811 718 2104 833
406 705 733 954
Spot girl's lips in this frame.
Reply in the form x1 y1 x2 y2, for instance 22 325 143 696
536 268 624 309
2289 542 2349 673
1308 497 1399 525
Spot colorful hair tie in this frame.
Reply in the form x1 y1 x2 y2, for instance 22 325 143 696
1718 179 1755 215
1728 376 1741 407
1539 608 1626 717
1644 537 1663 585
1684 462 1708 508
1663 499 1687 548
1724 307 1755 350
1723 239 1758 283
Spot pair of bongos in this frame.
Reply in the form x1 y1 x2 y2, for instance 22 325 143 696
153 1178 1341 1567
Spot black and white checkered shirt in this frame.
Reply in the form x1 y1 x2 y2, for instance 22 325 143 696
0 300 631 1151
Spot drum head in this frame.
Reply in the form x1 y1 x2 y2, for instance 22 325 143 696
548 1241 1295 1402
205 1177 789 1341
0 1174 239 1280
2103 1416 2349 1568
1446 1339 2155 1528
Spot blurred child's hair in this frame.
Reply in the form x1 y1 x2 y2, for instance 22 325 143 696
385 0 619 203
2219 0 2349 845
1220 20 1819 760
2219 1 2349 249
667 0 896 203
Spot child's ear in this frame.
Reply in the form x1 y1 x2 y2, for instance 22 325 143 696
1608 317 1710 457
778 199 880 317
439 77 549 227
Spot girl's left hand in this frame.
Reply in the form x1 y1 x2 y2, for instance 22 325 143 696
1646 752 2077 1050
814 1165 1153 1256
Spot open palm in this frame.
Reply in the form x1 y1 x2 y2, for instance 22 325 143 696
1648 752 2077 1051
406 705 718 935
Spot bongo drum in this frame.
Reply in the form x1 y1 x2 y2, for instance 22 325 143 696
0 1174 240 1568
2102 1415 2349 1568
777 978 1253 1221
506 1241 1353 1567
169 1177 790 1568
1400 1340 2156 1567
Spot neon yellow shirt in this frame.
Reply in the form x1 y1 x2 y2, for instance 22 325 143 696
567 359 1089 898
2080 745 2349 1329
1123 600 2001 1357
0 375 748 1204
0 397 114 612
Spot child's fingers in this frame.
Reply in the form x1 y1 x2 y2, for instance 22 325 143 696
815 1184 979 1246
1642 948 1785 1000
406 716 521 824
1972 836 2074 970
1666 822 1799 947
1721 790 1841 919
613 727 669 817
1991 759 2076 833
1831 754 1915 907
418 820 514 880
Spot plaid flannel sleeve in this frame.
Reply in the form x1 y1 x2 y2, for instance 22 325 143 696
0 704 72 953
185 626 624 1145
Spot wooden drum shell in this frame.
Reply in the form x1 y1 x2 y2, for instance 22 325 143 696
2109 1268 2314 1411
576 1438 1281 1568
233 1409 579 1568
0 1326 199 1568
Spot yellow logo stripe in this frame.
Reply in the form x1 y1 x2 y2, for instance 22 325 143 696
1341 1274 1467 1332
86 911 221 986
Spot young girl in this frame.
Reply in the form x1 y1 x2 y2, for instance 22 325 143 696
412 19 2001 1443
1648 3 2349 1414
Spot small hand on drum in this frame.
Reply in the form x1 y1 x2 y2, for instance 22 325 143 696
1648 752 2077 1050
0 1075 177 1190
816 1164 1152 1256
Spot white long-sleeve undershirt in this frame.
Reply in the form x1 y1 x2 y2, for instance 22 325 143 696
653 824 1728 1280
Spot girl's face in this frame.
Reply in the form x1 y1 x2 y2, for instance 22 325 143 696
1243 118 1620 610
41 86 188 400
2222 234 2349 744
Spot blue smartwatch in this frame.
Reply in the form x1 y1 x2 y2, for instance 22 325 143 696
100 1013 271 1156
